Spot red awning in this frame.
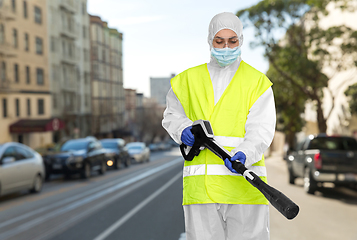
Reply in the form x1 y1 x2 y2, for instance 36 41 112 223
9 118 65 133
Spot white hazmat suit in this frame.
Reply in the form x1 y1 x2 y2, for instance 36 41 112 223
162 12 276 240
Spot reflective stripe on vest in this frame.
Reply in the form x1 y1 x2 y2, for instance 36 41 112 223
214 135 244 148
183 164 267 178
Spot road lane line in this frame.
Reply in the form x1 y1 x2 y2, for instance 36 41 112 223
0 157 183 240
93 171 182 240
35 171 171 240
0 169 151 229
0 169 146 229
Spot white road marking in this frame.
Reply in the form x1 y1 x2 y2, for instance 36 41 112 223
93 172 182 240
35 174 158 240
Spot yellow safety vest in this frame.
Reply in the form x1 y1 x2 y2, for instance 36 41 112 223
171 61 272 205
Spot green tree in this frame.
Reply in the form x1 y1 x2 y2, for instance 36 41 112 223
345 83 357 115
267 65 305 147
238 0 357 134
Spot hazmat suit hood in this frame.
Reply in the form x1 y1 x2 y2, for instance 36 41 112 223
206 12 244 104
208 12 244 50
207 12 243 69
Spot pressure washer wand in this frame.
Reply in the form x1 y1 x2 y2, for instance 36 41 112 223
180 120 299 220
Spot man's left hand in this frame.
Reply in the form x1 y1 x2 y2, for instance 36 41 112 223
224 151 246 173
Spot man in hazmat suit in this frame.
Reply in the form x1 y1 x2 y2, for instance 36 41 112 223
162 12 276 240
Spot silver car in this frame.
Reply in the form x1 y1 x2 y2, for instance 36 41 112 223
126 142 150 163
0 142 45 197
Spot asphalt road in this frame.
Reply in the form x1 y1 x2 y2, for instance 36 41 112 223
0 149 185 240
0 148 357 240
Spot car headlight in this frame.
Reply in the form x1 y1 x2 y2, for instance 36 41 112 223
67 156 84 163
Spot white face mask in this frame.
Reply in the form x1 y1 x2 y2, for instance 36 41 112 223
211 47 241 67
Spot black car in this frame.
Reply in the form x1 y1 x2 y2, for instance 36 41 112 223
287 135 357 194
99 138 131 169
44 137 107 180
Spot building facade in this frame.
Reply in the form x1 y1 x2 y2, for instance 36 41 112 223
124 88 136 136
90 15 124 138
0 0 55 148
150 73 175 107
109 28 125 136
47 0 91 142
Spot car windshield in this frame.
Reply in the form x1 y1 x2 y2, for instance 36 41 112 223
100 142 117 149
127 144 143 150
61 141 88 151
308 137 357 150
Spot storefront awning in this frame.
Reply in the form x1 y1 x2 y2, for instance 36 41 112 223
9 118 65 133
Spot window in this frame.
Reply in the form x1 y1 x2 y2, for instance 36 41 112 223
11 0 16 12
34 6 42 24
51 36 55 52
53 93 57 108
93 63 98 78
35 37 43 54
67 16 73 32
15 147 28 160
23 1 27 18
83 25 86 38
92 46 97 59
2 98 7 118
15 98 19 116
13 28 18 48
26 66 30 83
1 147 16 160
62 40 66 55
36 68 43 85
69 43 73 57
1 61 6 81
82 2 86 15
0 24 4 44
27 98 30 116
14 63 19 83
85 94 88 107
24 33 29 51
37 99 44 115
51 65 57 81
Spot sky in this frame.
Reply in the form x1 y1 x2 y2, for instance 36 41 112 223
87 0 267 97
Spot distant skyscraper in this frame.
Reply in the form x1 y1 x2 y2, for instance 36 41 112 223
150 74 175 106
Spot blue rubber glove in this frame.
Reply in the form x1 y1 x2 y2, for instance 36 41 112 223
224 151 246 173
181 126 195 146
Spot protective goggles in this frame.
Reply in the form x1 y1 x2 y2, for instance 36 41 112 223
212 36 239 48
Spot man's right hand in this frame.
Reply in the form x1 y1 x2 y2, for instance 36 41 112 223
181 126 195 146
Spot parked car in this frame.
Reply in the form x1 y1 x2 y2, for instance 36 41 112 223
287 134 357 194
157 142 172 151
43 137 107 180
0 142 45 197
149 143 159 152
126 142 150 163
99 138 131 169
149 142 172 152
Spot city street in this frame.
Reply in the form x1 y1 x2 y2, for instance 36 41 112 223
0 148 356 240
